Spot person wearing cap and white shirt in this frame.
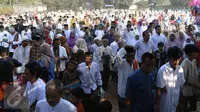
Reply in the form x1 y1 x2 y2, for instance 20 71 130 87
21 24 32 41
0 25 9 49
63 24 71 39
150 25 166 51
13 36 31 74
95 24 105 40
8 28 22 57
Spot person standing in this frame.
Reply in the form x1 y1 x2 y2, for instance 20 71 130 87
8 28 22 57
151 25 166 51
77 52 102 112
51 38 68 80
110 33 120 55
181 44 200 112
39 43 55 82
0 25 9 50
97 37 114 91
35 80 77 112
63 24 71 39
126 52 156 112
14 19 24 34
21 24 32 41
116 46 138 112
24 61 46 111
155 46 185 112
122 24 135 44
154 42 167 70
13 36 31 75
135 31 154 65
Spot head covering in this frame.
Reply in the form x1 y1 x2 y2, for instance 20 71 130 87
94 37 100 41
67 31 77 48
40 43 54 68
75 38 88 53
22 35 29 42
56 34 63 38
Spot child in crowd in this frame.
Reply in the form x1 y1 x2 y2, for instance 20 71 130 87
154 42 167 70
62 59 80 86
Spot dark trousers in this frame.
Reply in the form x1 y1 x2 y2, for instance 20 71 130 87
183 95 197 112
101 70 110 91
81 89 99 112
118 95 129 112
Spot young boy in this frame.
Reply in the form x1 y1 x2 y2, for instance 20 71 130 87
156 47 185 112
181 44 200 112
154 42 167 70
61 59 80 86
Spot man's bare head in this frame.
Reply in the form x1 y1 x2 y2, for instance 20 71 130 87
46 80 63 107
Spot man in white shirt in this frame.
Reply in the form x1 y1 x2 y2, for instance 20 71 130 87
24 62 46 110
13 36 31 74
95 24 104 40
122 24 135 44
0 25 9 49
97 37 115 91
77 52 102 112
115 46 138 112
8 28 22 57
155 47 185 112
63 24 71 39
110 33 120 55
35 80 77 112
151 25 166 51
21 24 32 41
49 23 57 40
51 38 68 80
135 31 154 64
180 44 200 112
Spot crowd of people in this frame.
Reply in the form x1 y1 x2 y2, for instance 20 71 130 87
0 8 200 112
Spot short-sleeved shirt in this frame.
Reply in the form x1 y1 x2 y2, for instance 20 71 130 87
126 69 155 112
135 40 154 63
156 62 185 112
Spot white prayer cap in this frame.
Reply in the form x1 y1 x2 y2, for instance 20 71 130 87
23 23 29 26
22 35 29 42
94 37 100 41
57 26 62 30
95 36 102 41
57 34 63 38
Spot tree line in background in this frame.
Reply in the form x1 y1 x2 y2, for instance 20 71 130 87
0 0 190 10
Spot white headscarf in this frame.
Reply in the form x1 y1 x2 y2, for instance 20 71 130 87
72 38 88 53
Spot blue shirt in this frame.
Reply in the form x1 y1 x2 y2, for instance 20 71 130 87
126 69 155 112
38 60 55 81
